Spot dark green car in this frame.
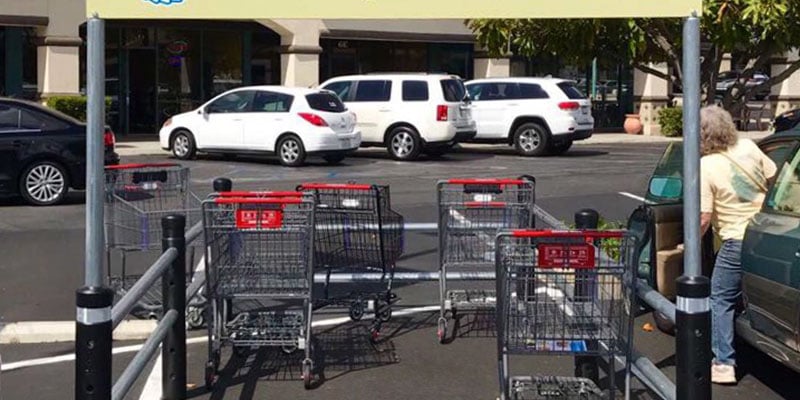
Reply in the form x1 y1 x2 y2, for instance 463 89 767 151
629 131 800 372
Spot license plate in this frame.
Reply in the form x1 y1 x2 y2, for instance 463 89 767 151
339 138 351 148
581 107 589 115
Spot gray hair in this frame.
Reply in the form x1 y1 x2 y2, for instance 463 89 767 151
700 105 738 156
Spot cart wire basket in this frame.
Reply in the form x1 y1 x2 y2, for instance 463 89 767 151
297 183 404 341
201 194 318 389
103 163 203 318
495 229 636 400
436 177 535 343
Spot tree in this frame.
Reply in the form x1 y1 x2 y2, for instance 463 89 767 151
468 0 800 114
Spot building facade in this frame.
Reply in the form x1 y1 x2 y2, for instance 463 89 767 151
2 0 800 136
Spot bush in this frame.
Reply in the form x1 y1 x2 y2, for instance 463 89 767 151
45 96 111 122
657 106 683 137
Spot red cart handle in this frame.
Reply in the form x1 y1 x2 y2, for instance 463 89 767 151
298 183 373 191
447 178 526 185
511 229 625 239
214 197 303 204
465 201 507 208
105 163 179 170
217 191 305 197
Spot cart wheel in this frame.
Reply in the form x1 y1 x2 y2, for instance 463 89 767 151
186 306 205 330
376 301 392 322
349 301 365 321
437 317 448 344
204 361 218 389
281 344 298 354
302 360 314 390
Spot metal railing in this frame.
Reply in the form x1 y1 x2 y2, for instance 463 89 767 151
74 194 685 400
76 215 201 400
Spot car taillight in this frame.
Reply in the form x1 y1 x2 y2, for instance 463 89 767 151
298 112 328 127
104 128 116 147
558 101 580 111
436 105 449 121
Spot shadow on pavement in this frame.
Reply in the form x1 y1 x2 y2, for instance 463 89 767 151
0 191 85 207
194 312 437 399
452 146 609 158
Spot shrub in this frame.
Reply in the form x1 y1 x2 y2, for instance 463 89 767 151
657 106 683 137
45 96 111 122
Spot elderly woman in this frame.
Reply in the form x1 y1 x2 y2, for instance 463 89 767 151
699 106 777 384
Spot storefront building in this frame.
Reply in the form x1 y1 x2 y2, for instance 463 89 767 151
4 0 800 136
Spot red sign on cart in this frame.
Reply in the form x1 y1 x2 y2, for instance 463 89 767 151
537 243 595 269
235 209 283 229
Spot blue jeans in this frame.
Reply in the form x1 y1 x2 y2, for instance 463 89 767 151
711 239 743 366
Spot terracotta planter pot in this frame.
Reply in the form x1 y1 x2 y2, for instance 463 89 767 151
624 114 643 135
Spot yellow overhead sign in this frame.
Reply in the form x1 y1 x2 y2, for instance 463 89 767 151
87 0 702 19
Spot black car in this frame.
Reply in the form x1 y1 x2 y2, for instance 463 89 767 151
0 98 119 206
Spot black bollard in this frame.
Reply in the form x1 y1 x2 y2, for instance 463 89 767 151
213 177 233 193
162 215 187 400
676 275 711 400
75 286 114 400
574 209 600 383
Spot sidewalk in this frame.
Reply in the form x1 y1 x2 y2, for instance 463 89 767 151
114 130 773 157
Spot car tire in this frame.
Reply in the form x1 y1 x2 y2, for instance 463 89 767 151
322 154 347 165
387 126 422 161
549 140 573 155
19 161 69 206
171 130 197 160
513 122 550 157
277 135 307 167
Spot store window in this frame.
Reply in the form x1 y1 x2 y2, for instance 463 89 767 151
0 28 6 96
158 29 202 128
205 30 243 97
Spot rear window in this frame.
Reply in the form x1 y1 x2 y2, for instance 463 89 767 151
353 80 392 102
306 93 346 112
557 82 586 100
402 81 429 101
440 79 466 102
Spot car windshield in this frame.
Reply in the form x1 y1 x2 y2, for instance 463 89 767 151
646 142 684 203
440 79 466 102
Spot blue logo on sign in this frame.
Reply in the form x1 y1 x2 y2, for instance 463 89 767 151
144 0 184 6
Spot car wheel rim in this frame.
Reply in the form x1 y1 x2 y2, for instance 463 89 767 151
174 135 189 157
391 131 414 157
519 129 541 152
281 140 300 163
26 164 65 203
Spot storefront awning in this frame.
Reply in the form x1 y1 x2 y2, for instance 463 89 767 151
87 0 701 19
321 20 474 43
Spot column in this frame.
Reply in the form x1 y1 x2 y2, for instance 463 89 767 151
473 46 510 78
280 45 322 87
37 35 82 97
771 50 800 117
633 63 670 136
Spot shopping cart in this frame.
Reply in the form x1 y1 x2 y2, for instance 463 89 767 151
202 195 317 389
103 163 202 320
297 183 404 341
436 177 535 343
495 230 636 400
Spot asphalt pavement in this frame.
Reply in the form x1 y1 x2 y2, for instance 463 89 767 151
0 141 795 399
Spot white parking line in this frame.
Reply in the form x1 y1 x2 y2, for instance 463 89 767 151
618 191 647 203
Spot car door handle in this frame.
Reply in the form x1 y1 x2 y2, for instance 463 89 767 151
507 103 520 107
379 109 391 112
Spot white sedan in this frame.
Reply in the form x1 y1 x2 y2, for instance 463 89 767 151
159 86 361 166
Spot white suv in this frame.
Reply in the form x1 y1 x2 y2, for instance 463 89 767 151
465 78 594 156
319 74 476 161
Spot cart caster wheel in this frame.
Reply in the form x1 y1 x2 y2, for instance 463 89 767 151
437 317 448 344
302 360 314 390
349 301 364 321
281 344 298 354
376 301 392 322
204 362 218 389
186 306 205 330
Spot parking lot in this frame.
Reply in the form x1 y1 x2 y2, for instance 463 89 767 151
1 138 796 399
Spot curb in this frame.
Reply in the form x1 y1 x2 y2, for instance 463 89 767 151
0 320 156 344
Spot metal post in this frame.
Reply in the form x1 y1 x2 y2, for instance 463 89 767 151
85 17 106 287
574 209 599 384
675 276 711 400
213 177 233 192
162 215 187 400
75 286 113 400
682 14 702 277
